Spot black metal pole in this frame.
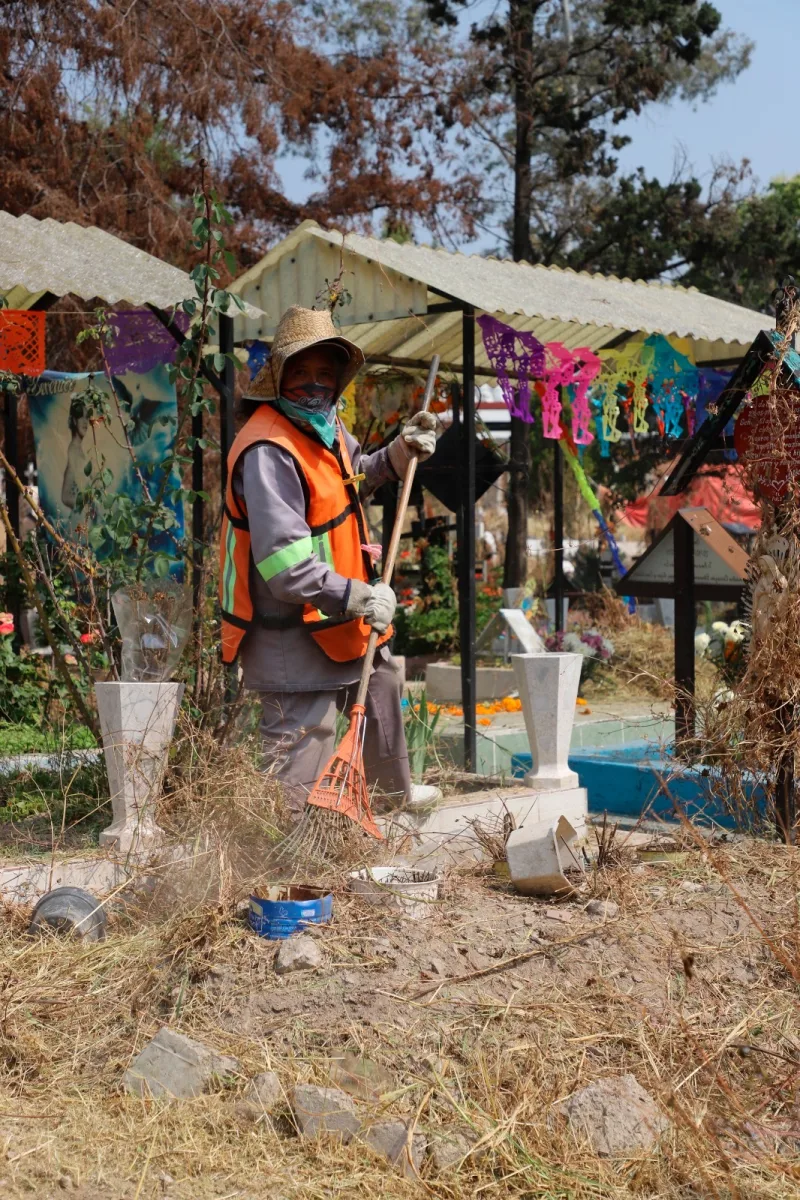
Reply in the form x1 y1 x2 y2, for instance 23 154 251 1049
459 306 477 772
673 514 695 743
553 439 565 632
3 387 21 648
219 313 235 498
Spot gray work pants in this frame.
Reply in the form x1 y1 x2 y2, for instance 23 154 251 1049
258 654 411 814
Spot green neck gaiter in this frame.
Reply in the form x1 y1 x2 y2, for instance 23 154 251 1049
275 396 338 449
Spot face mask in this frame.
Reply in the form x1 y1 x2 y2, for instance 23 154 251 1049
281 382 336 413
276 395 338 449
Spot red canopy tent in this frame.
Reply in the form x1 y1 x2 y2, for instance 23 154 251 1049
622 464 760 535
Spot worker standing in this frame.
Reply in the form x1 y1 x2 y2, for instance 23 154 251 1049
220 306 441 816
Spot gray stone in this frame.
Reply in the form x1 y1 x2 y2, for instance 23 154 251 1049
555 1074 669 1156
291 1084 360 1141
431 1130 474 1170
585 899 619 919
275 935 323 975
360 1119 427 1178
123 1026 239 1100
242 1070 282 1112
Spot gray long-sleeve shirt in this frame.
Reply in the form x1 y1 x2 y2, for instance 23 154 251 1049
232 419 397 692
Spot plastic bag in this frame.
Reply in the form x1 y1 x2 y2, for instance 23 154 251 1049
112 581 191 682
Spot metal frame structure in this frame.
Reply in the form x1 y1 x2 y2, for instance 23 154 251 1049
230 221 769 770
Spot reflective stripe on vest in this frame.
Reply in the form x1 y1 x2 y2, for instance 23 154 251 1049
219 405 392 665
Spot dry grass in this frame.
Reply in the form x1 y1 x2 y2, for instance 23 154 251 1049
3 821 800 1198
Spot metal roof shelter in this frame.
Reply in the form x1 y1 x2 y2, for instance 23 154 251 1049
0 211 265 631
232 219 767 368
231 221 772 770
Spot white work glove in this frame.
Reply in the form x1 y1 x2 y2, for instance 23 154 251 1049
345 580 397 633
388 411 438 479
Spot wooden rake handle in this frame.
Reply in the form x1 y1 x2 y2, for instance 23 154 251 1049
354 354 441 708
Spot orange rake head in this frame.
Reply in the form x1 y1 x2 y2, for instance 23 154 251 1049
306 704 383 839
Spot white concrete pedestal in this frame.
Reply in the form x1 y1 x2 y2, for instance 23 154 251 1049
511 652 582 790
95 681 184 857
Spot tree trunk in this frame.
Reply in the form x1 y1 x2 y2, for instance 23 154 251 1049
504 0 535 589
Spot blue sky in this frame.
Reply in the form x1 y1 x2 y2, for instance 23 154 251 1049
276 1 793 249
614 0 793 190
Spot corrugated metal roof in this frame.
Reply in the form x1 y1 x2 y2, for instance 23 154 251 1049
230 220 770 370
0 211 264 325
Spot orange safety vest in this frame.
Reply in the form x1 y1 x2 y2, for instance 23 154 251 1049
219 404 392 665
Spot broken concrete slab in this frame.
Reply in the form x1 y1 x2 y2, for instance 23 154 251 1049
291 1084 360 1141
123 1026 239 1099
506 816 584 897
275 934 322 975
360 1119 427 1178
382 784 588 857
555 1074 669 1156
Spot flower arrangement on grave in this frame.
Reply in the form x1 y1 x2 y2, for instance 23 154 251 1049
544 628 614 684
695 620 748 688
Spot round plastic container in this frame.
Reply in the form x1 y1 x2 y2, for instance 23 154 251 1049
28 886 107 941
348 867 441 920
248 885 333 940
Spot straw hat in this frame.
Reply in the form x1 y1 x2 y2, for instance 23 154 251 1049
246 305 365 401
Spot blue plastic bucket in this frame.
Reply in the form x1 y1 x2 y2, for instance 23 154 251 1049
248 885 333 940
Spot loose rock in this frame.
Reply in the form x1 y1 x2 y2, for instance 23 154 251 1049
291 1084 360 1141
328 1053 394 1102
585 899 619 919
241 1070 282 1115
275 935 323 975
360 1119 427 1178
554 1074 669 1156
430 1130 474 1170
545 907 573 923
123 1027 239 1100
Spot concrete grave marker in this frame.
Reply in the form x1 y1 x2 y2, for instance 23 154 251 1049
511 652 582 790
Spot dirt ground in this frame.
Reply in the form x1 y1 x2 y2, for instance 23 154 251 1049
1 831 799 1198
